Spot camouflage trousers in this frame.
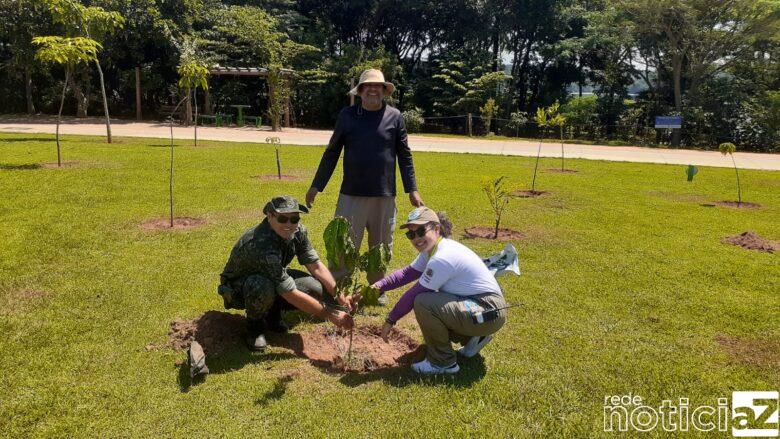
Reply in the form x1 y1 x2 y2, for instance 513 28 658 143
220 269 325 321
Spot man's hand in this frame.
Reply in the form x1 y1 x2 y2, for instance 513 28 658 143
409 190 424 207
305 187 319 208
380 322 393 343
336 293 352 312
327 309 354 330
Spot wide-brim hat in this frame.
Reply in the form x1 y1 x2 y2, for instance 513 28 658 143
263 195 309 215
399 207 440 229
349 69 396 96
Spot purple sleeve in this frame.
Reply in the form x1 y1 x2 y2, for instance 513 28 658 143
374 266 422 292
387 282 433 323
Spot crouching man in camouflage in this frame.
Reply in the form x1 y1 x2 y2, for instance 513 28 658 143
219 195 354 351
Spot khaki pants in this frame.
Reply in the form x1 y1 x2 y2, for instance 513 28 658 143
334 194 396 283
414 291 507 367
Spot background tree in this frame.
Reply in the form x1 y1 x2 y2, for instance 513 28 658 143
33 36 101 166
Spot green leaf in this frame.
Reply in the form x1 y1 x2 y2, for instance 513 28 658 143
323 217 357 273
685 165 699 182
359 243 391 274
358 285 382 306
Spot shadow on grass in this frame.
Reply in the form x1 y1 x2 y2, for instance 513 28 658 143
255 373 295 406
177 348 298 393
0 137 48 143
337 351 487 388
0 163 42 170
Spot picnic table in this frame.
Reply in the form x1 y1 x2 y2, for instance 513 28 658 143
230 104 252 126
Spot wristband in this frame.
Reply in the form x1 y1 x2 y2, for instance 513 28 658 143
384 316 397 326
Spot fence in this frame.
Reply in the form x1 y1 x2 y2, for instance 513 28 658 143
418 114 714 148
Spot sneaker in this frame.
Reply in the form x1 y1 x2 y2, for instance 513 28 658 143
377 292 389 307
457 335 493 358
411 359 459 375
245 333 267 351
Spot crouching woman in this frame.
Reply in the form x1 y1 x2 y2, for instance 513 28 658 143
373 207 507 374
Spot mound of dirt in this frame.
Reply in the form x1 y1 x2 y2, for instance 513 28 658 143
252 174 301 182
712 201 762 209
715 334 780 367
511 190 549 198
546 168 578 173
295 324 421 373
163 311 247 355
464 226 524 241
156 311 421 373
722 231 778 253
140 217 206 231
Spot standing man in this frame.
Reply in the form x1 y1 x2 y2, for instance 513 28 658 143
219 195 354 351
306 69 424 305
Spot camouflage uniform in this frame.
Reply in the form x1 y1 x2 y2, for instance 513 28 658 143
219 219 324 323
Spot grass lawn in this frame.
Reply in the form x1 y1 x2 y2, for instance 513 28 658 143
1 132 778 437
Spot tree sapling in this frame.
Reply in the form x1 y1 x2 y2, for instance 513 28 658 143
719 142 741 206
266 136 282 179
483 176 511 239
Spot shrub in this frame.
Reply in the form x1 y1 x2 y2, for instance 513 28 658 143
402 108 425 133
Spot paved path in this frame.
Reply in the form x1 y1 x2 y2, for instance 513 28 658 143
1 117 778 170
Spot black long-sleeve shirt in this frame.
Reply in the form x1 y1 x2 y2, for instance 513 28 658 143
311 104 418 197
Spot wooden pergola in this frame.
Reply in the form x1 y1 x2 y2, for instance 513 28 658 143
205 65 297 127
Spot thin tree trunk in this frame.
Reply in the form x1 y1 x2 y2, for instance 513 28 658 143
170 115 175 227
194 89 198 147
56 70 70 167
25 66 35 115
532 134 542 191
672 54 683 147
95 59 112 143
494 218 499 239
135 66 142 121
560 126 565 171
732 155 741 206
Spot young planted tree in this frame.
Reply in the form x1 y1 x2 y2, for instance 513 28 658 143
32 36 101 167
265 136 282 178
719 142 742 206
531 106 548 191
483 177 511 239
323 217 389 367
42 0 123 143
177 58 210 146
480 98 499 135
545 103 568 171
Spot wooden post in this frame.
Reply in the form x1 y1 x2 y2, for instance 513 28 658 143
135 66 142 121
468 113 473 137
284 83 290 128
204 86 211 115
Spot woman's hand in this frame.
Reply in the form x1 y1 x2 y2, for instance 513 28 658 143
327 309 354 330
336 294 352 312
381 322 393 343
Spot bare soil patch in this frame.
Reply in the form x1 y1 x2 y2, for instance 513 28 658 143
41 161 84 169
545 168 578 173
139 217 207 231
715 334 780 368
722 231 778 253
463 226 524 241
511 189 549 198
154 311 421 373
710 201 762 209
0 289 50 315
290 324 422 373
251 174 302 182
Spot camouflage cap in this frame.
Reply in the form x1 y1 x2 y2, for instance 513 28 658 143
263 195 309 215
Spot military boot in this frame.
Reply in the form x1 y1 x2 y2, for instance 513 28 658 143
245 318 268 351
265 299 289 333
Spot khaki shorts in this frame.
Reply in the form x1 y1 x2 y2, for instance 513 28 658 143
334 194 396 283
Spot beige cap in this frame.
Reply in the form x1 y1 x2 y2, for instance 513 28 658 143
400 207 439 229
349 69 396 96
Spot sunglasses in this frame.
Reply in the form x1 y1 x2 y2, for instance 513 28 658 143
405 226 430 239
275 214 300 224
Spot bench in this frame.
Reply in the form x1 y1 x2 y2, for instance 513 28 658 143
159 105 186 122
199 114 220 126
244 115 262 127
